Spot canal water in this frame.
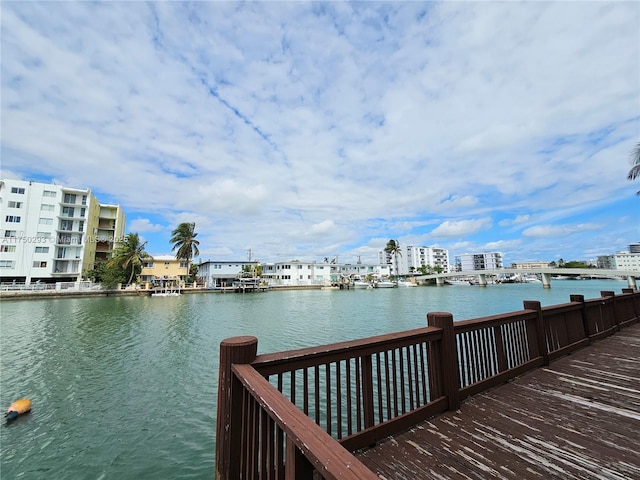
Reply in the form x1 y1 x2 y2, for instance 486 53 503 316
0 279 628 479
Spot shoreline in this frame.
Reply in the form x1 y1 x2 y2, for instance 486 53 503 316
0 284 326 301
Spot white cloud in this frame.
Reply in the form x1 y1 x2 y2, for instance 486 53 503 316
129 218 165 233
522 223 602 238
430 218 493 239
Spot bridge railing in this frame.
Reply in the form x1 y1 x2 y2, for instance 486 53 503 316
215 289 639 479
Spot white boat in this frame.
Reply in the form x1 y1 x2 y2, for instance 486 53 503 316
524 276 542 284
398 281 417 287
353 281 372 289
151 291 181 297
446 279 474 286
375 280 396 288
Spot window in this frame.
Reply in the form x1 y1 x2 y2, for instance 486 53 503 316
180 261 188 268
37 232 51 239
62 207 75 217
35 246 49 253
0 245 16 252
82 195 87 205
5 216 21 222
63 193 76 204
8 201 22 208
41 204 55 211
10 187 25 194
60 220 73 231
78 221 84 232
39 218 53 225
4 230 17 237
80 208 86 217
0 260 14 268
43 190 56 198
32 261 47 268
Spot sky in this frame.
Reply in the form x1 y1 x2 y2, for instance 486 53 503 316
1 1 639 265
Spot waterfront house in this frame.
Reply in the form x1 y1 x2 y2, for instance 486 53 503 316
197 260 260 289
139 255 188 287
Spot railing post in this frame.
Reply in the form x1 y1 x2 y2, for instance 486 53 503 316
523 300 549 366
216 336 258 480
569 294 591 342
427 312 460 411
601 291 620 331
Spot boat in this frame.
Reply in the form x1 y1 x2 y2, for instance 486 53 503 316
375 280 397 288
398 281 417 287
151 282 181 297
353 281 372 289
151 290 181 297
446 279 474 286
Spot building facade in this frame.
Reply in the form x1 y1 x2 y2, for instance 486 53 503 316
510 261 550 269
378 245 450 276
453 252 503 272
0 179 125 284
197 260 260 288
139 255 189 285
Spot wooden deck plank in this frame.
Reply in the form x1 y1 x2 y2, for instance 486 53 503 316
356 323 640 479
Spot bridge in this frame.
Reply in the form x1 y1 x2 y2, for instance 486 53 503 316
416 268 638 289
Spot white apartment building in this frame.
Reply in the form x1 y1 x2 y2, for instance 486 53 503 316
378 245 450 275
453 252 503 272
0 179 125 284
614 250 640 272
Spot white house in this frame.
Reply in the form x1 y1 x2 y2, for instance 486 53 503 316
197 260 260 288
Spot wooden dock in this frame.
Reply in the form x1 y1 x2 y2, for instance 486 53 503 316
356 322 640 479
215 289 639 480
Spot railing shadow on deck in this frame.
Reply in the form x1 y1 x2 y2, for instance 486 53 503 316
215 288 640 479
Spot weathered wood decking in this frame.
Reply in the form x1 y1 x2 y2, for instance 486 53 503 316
215 290 640 479
356 322 640 479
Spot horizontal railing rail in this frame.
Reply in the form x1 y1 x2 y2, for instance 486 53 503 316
216 289 640 479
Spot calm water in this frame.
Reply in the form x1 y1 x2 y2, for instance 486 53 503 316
0 279 628 479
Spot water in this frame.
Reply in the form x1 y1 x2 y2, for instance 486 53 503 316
0 279 628 479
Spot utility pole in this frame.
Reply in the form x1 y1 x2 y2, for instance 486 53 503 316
247 248 252 262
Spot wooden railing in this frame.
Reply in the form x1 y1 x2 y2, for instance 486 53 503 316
215 289 639 479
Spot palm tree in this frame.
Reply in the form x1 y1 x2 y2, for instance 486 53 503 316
107 233 149 285
628 142 640 194
170 222 200 275
384 239 402 278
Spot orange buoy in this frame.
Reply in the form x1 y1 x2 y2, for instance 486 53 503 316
5 398 31 422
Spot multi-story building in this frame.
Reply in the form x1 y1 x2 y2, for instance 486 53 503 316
139 255 189 285
0 179 125 284
378 245 450 275
613 244 640 272
453 252 503 272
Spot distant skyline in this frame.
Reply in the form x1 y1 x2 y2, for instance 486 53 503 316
2 2 639 265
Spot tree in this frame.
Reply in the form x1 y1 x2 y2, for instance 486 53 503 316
170 222 200 274
384 239 402 278
628 142 640 195
107 233 149 285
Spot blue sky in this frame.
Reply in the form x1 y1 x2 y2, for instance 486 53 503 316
1 1 639 264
